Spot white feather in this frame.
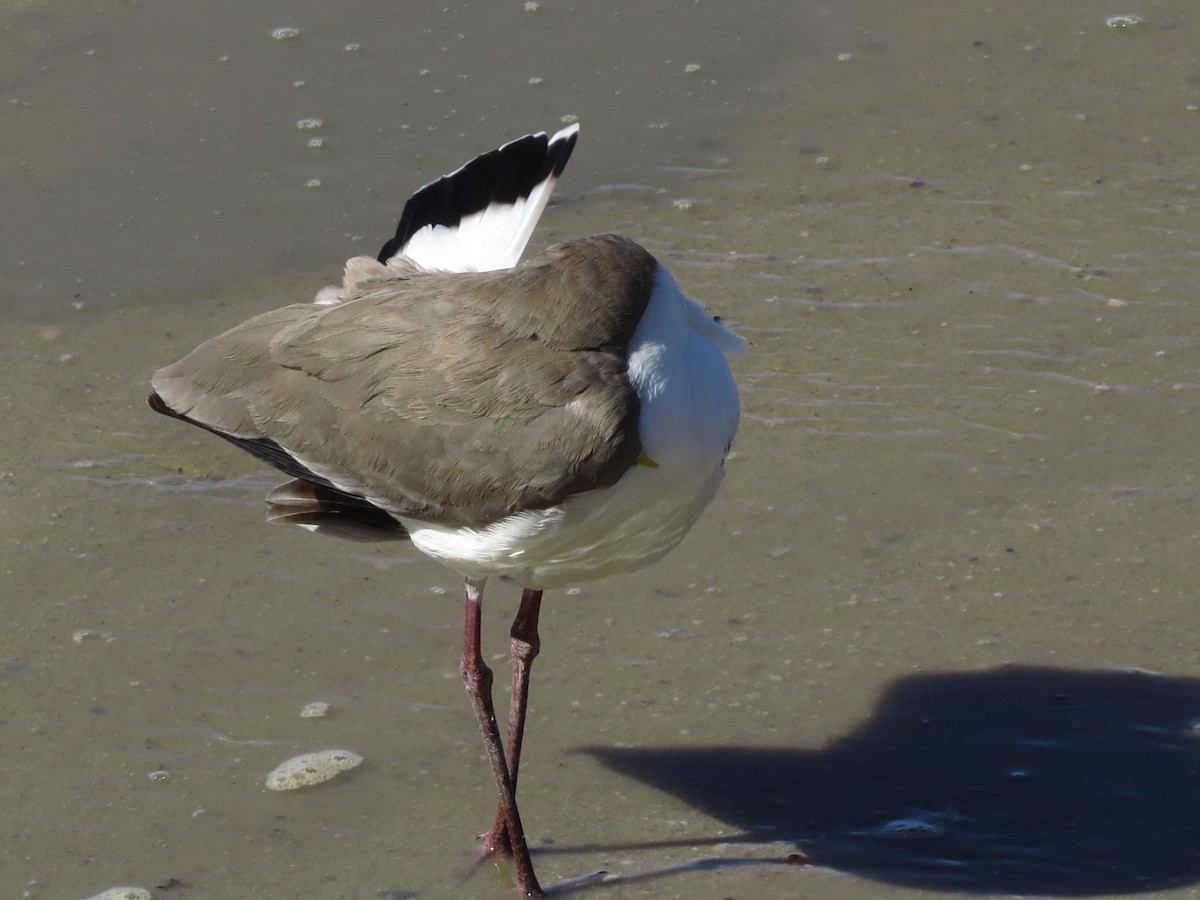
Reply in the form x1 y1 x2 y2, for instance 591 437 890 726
393 123 579 274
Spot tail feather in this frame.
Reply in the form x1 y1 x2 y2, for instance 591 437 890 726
266 479 409 543
152 392 406 543
377 124 579 274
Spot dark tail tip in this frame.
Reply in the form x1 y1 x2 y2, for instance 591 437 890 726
147 390 179 418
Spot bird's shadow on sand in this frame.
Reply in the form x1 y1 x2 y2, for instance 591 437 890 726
574 666 1200 896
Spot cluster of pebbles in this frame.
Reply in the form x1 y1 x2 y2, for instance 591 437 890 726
80 702 362 899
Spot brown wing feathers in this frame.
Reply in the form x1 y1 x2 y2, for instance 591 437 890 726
148 235 655 529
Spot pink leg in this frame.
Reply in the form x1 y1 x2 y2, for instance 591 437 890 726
460 578 543 897
481 588 544 859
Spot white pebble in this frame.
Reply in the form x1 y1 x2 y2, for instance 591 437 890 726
270 27 302 41
1105 14 1144 27
80 889 151 900
266 749 363 790
300 701 330 718
72 629 115 644
313 285 341 306
296 117 323 130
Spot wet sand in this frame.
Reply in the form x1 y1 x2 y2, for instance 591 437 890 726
3 1 1199 898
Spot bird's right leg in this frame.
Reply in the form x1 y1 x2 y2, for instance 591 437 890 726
460 576 543 897
481 587 544 859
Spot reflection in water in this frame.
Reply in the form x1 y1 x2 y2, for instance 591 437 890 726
587 667 1200 895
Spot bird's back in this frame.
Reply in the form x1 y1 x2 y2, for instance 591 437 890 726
150 235 660 529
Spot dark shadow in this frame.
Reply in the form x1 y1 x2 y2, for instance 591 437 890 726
583 666 1200 895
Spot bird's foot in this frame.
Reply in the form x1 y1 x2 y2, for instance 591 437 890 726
478 822 514 860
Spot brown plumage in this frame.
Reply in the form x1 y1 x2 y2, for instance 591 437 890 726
150 234 656 528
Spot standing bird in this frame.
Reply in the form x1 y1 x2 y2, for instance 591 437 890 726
148 124 742 896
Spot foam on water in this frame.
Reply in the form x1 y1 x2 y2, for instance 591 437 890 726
265 749 363 790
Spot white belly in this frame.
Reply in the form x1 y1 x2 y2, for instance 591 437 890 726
404 264 742 589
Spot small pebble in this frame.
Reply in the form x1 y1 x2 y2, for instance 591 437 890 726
72 629 115 644
300 701 330 718
81 889 151 900
1105 14 1144 27
270 27 302 41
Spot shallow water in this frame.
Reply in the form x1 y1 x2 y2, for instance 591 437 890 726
4 1 1200 899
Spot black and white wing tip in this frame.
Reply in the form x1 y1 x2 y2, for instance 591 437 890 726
377 122 580 274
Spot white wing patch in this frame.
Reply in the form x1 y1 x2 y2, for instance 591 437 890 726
315 123 580 303
395 123 580 274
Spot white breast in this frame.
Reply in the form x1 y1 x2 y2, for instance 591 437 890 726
405 262 742 588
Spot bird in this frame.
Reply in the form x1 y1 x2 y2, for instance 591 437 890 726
148 124 743 896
